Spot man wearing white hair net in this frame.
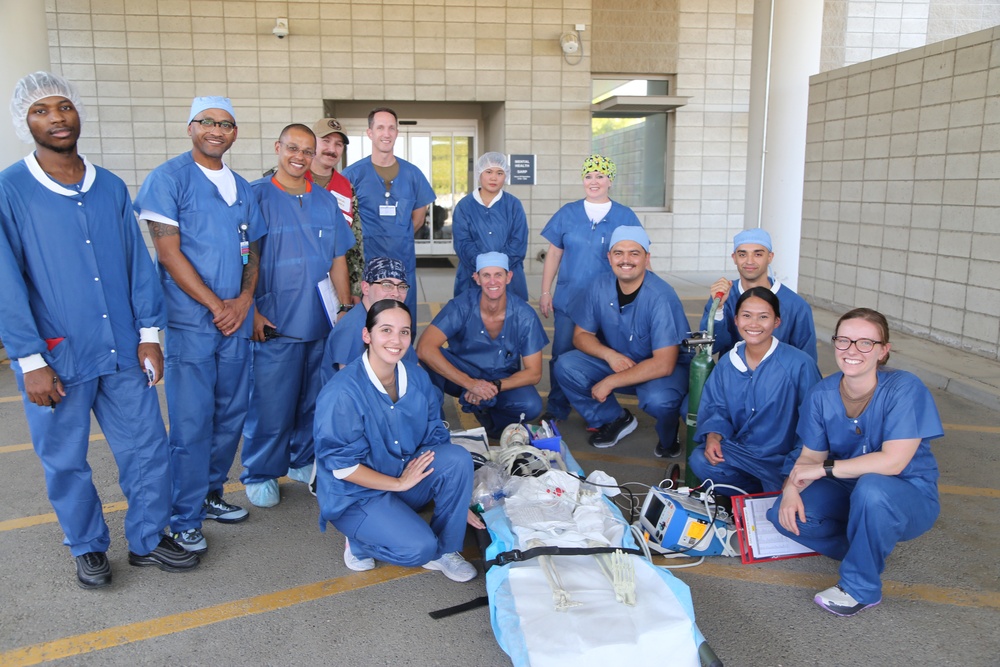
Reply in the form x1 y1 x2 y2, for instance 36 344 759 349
0 71 199 588
450 151 529 301
135 96 266 554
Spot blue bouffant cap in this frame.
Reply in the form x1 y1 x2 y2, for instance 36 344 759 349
188 96 235 124
363 257 406 283
733 228 772 252
476 252 509 272
609 226 650 252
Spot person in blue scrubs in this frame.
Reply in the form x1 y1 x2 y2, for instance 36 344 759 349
690 287 822 494
539 155 642 421
320 256 416 385
451 152 528 301
699 228 817 361
767 308 943 617
0 72 198 588
241 124 354 508
135 96 266 554
418 252 548 438
342 108 436 316
315 299 481 582
554 226 691 456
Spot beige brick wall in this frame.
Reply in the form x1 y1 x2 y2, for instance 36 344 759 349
800 26 1000 359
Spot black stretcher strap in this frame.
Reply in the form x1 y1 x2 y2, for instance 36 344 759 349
429 595 490 619
485 545 645 568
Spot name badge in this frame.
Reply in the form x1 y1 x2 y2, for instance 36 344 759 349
379 204 397 217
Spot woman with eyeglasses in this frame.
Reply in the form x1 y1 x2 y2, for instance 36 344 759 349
451 152 529 301
767 308 943 617
314 299 479 582
689 287 822 495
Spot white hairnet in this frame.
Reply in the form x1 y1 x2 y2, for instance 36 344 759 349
475 151 509 182
9 71 86 144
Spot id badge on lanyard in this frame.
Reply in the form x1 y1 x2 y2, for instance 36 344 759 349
380 190 396 217
239 223 250 265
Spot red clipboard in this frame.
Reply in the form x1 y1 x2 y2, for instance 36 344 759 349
732 492 819 564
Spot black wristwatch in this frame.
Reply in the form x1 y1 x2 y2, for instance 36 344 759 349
492 379 502 392
337 304 353 313
823 459 836 478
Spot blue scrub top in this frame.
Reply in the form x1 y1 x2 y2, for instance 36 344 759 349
314 356 451 520
251 179 355 342
540 199 642 313
343 156 435 272
574 270 692 366
699 279 818 361
0 155 165 385
451 190 528 301
134 152 265 338
696 340 822 468
429 290 548 380
796 368 943 500
322 302 417 379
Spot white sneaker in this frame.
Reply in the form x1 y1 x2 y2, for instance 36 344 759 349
814 584 881 616
422 552 477 582
343 539 375 572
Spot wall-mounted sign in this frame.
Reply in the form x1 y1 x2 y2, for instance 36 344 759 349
509 154 536 185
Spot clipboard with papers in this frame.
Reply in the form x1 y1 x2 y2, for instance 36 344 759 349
732 492 818 564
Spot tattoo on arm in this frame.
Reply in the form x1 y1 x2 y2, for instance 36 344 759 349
241 241 259 294
146 221 180 238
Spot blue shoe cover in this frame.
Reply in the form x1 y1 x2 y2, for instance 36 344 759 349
245 479 280 508
286 464 313 484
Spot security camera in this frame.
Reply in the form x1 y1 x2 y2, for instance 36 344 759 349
560 32 580 55
273 18 289 39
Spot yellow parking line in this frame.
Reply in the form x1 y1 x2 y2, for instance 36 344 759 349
0 395 21 403
942 423 1000 434
0 432 105 455
0 566 423 667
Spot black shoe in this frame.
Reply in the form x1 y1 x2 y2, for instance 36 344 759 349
654 438 683 458
588 409 637 448
76 551 112 589
204 492 249 523
129 535 200 572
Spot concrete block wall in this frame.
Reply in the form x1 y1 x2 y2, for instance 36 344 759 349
800 25 1000 360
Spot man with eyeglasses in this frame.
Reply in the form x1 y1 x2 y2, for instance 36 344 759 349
699 229 817 361
135 96 266 554
308 118 364 300
417 252 548 439
238 124 355 508
320 256 417 385
343 107 435 316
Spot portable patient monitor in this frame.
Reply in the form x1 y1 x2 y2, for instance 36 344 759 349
637 486 738 557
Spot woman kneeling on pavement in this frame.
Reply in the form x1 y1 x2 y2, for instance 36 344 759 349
313 299 481 582
767 308 943 616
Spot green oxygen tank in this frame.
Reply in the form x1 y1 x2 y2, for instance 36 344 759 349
684 293 723 487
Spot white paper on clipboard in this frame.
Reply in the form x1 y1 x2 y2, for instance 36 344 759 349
316 275 341 328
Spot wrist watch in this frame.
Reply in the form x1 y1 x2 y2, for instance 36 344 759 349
492 379 502 392
823 459 836 478
338 304 353 313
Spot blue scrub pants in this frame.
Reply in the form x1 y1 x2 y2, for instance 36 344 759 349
242 339 324 484
544 308 575 419
688 443 784 494
554 350 688 447
330 444 473 566
766 474 939 604
18 366 171 556
165 328 251 531
425 349 542 435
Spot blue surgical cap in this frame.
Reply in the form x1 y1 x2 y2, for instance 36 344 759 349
609 226 650 252
476 252 509 272
733 228 773 252
188 96 235 124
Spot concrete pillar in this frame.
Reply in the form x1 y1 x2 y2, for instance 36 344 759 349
745 0 823 291
0 0 50 167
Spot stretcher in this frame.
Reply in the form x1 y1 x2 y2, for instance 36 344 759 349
479 444 723 667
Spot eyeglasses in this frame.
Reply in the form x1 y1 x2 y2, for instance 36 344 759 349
831 336 883 353
279 143 317 158
190 118 237 134
373 280 409 293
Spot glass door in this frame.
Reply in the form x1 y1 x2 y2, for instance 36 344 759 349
344 120 476 256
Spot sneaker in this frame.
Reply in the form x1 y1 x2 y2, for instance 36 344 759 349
654 438 683 458
75 551 112 589
171 528 208 554
129 535 200 572
343 538 375 572
204 492 249 523
588 409 637 449
245 479 280 508
422 552 477 582
814 585 881 617
286 464 313 484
